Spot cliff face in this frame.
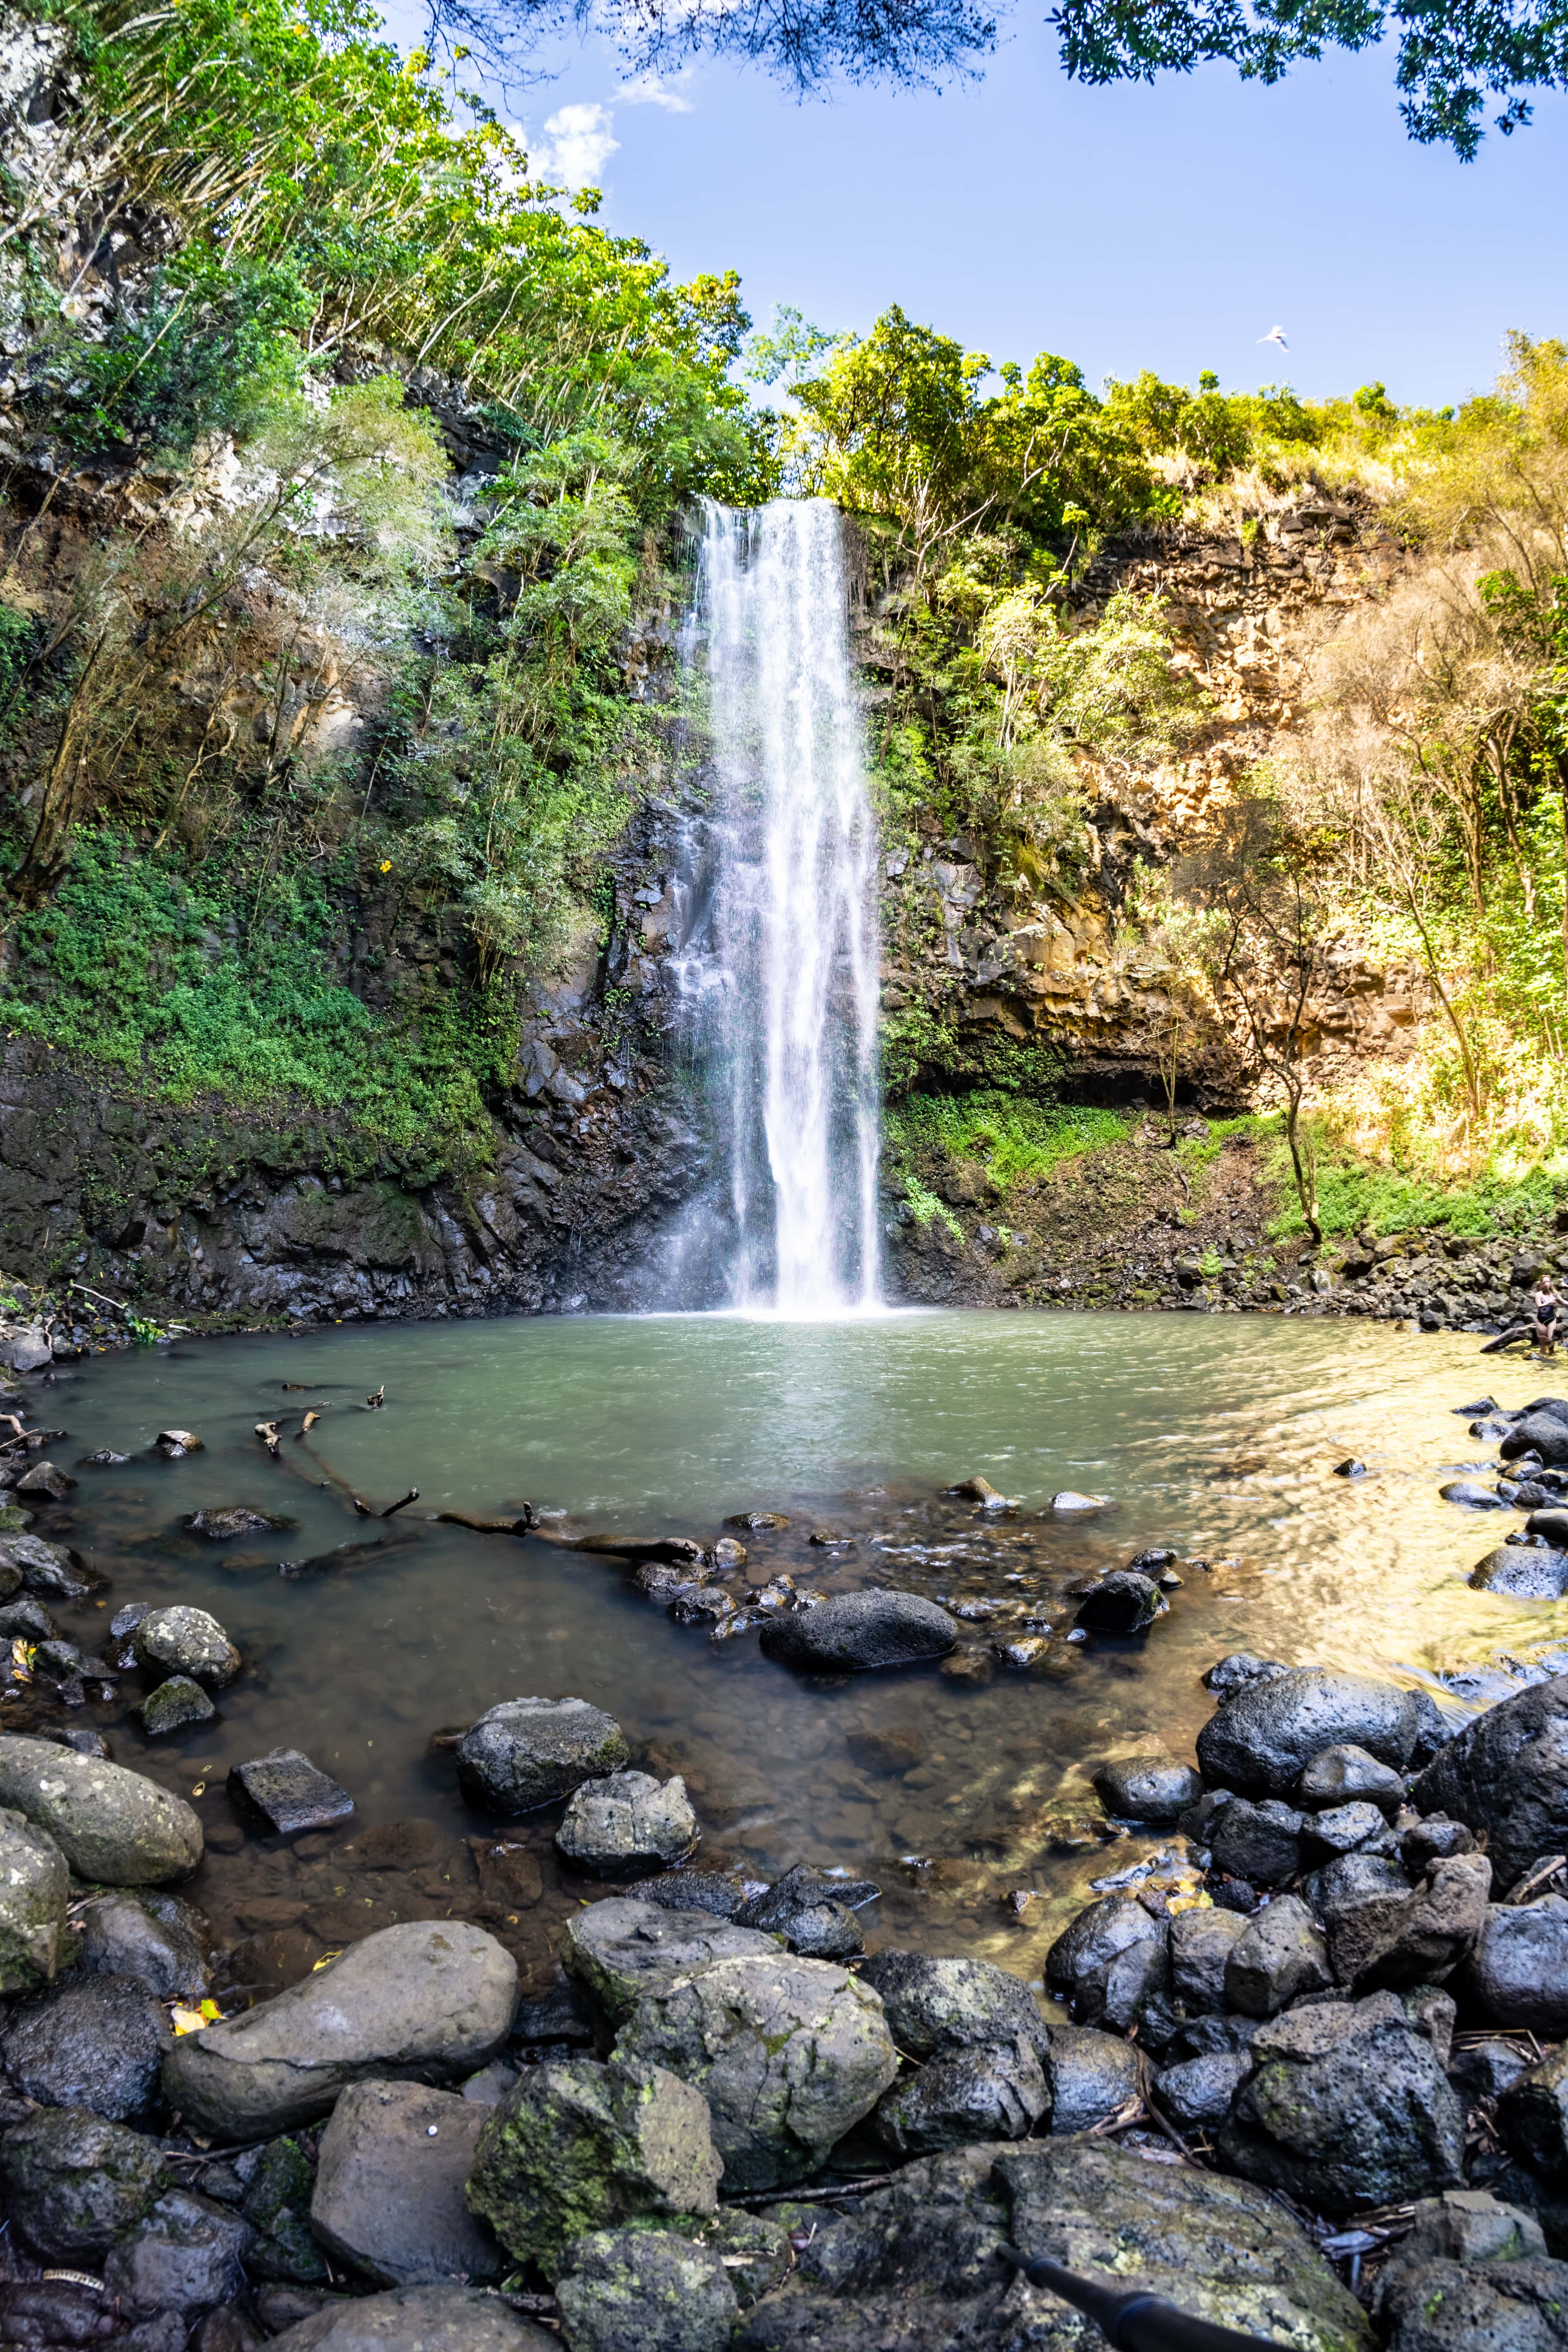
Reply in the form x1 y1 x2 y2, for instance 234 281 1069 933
0 457 1423 1329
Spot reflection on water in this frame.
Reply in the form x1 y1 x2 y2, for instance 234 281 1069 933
17 1310 1560 1998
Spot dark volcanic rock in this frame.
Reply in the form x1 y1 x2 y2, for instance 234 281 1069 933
1297 1744 1408 1811
1470 1544 1568 1598
1073 1571 1166 1634
867 2038 1047 2158
1210 1796 1305 1886
638 1869 748 1919
102 2188 254 2318
1466 1900 1568 2031
456 1695 628 1814
1045 1893 1169 2031
79 1889 211 2000
1198 1667 1423 1796
1 1972 171 2119
857 1951 1049 2060
229 1749 355 1837
1044 2024 1141 2132
1154 2049 1254 2129
1217 1989 1466 2217
1224 1894 1332 2017
1413 1673 1568 1893
734 1865 876 1958
759 1590 957 1673
1376 2253 1568 2352
1503 1414 1568 1466
0 2104 170 2259
1170 1905 1249 2014
1304 1850 1413 1925
1327 1853 1492 1993
1093 1754 1202 1822
1499 2043 1568 2178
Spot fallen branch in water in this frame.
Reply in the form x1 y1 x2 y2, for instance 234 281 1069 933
543 1532 707 1565
254 1420 281 1457
434 1508 535 1536
381 1488 419 1519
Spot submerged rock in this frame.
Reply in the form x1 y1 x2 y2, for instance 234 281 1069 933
1198 1666 1424 1796
759 1589 957 1673
1413 1673 1568 1892
162 1920 518 2140
0 1733 203 1882
554 1770 698 1876
137 1674 217 1735
464 2051 721 2276
1073 1571 1167 1634
0 1804 67 1992
134 1603 241 1688
615 1950 899 2190
456 1695 628 1814
230 1749 355 1837
0 2104 170 2259
311 2080 501 2287
184 1507 293 1539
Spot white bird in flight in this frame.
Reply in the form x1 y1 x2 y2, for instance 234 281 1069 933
1258 325 1289 350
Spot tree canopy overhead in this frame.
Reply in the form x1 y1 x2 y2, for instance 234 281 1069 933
436 0 1568 155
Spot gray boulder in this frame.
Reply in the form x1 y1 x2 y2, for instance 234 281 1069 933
102 2188 254 2318
1303 1800 1390 1855
1 1534 93 1598
1377 2256 1568 2352
1399 2188 1548 2265
311 2080 501 2287
1327 1853 1492 1993
1218 1989 1466 2216
1170 1905 1249 2014
1154 2049 1253 2130
1414 1674 1568 1893
1499 2044 1568 2175
563 1896 780 2027
1466 1900 1568 2031
742 2137 1371 2352
134 1604 241 1689
615 1950 900 2190
464 2051 721 2276
857 1950 1048 2059
1198 1667 1424 1796
759 1590 957 1672
555 2229 739 2352
1045 1892 1169 2031
0 2104 169 2259
0 1804 66 1991
2 1972 171 2119
639 1869 748 1920
0 1733 203 1882
867 2037 1047 2158
1044 2024 1141 2133
265 2286 554 2350
1502 1414 1568 1465
1093 1754 1201 1822
79 1889 211 2001
456 1696 628 1814
1297 1743 1408 1809
162 1921 518 2139
554 1771 698 1876
1304 1850 1412 1925
1225 1894 1332 2017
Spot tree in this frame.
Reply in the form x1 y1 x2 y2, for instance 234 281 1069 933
1175 795 1334 1242
422 0 1568 154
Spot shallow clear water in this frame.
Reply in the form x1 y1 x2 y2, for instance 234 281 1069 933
18 1310 1557 2001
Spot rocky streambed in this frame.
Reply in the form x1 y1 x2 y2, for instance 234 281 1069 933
0 1313 1566 2345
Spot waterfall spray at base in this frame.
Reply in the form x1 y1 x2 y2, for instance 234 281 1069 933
682 498 882 1316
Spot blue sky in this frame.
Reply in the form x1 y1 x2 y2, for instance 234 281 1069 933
400 11 1568 408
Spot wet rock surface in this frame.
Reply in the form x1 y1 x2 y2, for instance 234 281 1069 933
311 2079 502 2286
0 1802 67 1991
1414 1676 1568 1892
2 1971 172 2119
1198 1668 1423 1796
554 1769 698 1875
229 1750 355 1835
0 2103 170 2258
457 1697 628 1814
0 1734 203 1882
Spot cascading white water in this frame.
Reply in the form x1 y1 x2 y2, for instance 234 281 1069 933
688 497 881 1314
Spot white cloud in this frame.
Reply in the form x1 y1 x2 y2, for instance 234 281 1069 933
616 69 695 112
531 101 620 188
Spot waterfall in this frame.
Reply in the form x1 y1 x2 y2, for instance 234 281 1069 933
683 497 882 1315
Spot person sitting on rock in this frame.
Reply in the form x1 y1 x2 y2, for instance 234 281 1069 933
1534 1272 1560 1358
